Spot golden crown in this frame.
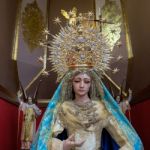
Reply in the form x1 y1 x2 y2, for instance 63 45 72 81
43 7 121 81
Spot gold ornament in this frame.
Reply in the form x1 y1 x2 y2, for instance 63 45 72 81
61 7 77 26
21 1 46 51
43 8 122 81
101 0 122 51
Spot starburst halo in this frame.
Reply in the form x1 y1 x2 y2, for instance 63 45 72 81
53 17 61 24
47 8 120 81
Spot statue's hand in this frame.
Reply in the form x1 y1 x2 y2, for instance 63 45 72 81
128 88 132 94
63 134 85 150
17 90 22 98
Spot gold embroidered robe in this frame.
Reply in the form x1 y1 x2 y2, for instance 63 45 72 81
48 100 133 150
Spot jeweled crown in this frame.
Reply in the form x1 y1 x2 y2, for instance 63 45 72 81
43 7 121 81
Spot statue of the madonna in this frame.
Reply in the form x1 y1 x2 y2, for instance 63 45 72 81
31 8 143 150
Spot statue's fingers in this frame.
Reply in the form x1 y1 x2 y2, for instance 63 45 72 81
68 134 75 141
75 140 85 147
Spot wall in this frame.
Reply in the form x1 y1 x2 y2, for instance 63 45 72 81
0 0 19 100
126 0 150 102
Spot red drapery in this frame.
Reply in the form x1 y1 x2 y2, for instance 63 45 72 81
130 100 150 150
0 99 18 150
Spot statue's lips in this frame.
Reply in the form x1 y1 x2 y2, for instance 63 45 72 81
78 90 86 92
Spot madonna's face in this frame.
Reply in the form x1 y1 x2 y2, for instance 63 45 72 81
72 73 91 97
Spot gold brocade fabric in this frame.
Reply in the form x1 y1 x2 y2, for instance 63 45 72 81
50 100 133 150
22 108 35 141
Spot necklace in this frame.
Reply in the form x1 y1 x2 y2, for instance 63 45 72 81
72 101 99 129
74 99 91 107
